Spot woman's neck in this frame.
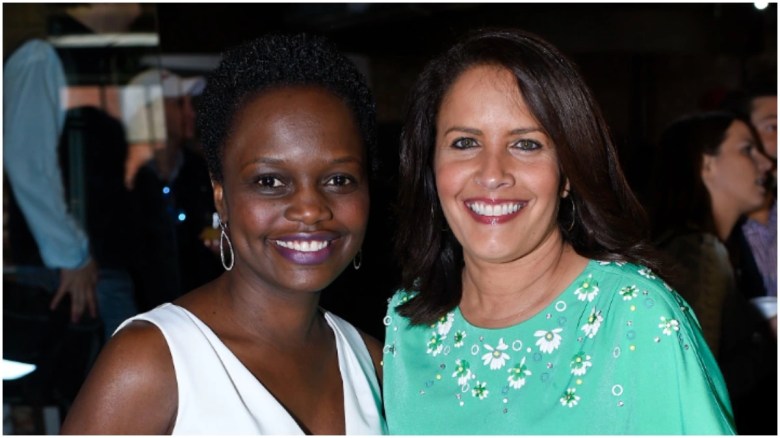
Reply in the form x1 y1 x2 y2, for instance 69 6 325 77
216 271 326 348
459 233 588 328
709 197 741 241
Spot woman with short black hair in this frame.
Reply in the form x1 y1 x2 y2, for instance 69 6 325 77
62 33 386 435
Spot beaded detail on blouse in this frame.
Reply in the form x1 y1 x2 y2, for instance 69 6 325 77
382 260 735 435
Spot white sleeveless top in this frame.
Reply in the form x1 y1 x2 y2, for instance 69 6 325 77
116 303 387 435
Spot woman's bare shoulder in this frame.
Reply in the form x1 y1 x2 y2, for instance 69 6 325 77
60 320 178 435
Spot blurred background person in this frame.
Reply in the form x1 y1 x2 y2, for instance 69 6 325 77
3 3 150 432
720 82 777 334
4 2 145 342
124 68 222 311
650 111 776 435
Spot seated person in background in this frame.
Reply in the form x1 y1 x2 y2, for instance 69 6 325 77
61 33 386 434
650 111 776 435
382 28 734 435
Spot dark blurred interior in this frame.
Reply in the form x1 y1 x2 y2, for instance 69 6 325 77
152 3 778 230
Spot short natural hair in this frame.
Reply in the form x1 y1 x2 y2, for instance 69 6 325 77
395 28 658 325
197 33 377 183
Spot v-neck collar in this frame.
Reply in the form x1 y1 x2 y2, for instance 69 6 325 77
173 304 354 434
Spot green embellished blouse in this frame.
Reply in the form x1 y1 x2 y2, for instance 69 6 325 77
382 260 735 435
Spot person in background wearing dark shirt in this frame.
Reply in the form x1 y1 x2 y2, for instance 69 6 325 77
126 69 222 311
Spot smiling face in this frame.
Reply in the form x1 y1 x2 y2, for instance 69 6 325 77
213 86 369 293
434 65 565 264
702 119 772 217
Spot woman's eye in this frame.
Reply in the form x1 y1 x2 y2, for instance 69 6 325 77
326 174 354 187
452 137 478 149
741 143 761 157
512 139 542 151
257 175 284 188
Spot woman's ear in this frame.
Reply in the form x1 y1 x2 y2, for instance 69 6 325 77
561 176 571 197
212 180 227 223
700 154 716 182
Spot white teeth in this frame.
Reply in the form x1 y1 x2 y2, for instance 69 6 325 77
275 240 329 252
467 202 523 217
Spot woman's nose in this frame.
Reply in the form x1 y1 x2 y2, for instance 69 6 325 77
754 148 774 174
474 149 514 190
284 187 333 225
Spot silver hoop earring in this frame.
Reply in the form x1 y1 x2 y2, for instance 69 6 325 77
352 249 362 271
219 220 234 271
565 196 576 232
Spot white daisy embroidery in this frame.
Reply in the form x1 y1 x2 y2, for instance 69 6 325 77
507 357 532 389
452 359 475 385
638 267 656 279
560 388 580 407
570 352 592 376
597 260 625 267
574 274 600 302
581 308 603 338
436 312 455 336
619 285 639 301
482 338 510 370
453 330 467 348
658 316 680 336
427 332 445 356
534 328 563 354
472 381 489 399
